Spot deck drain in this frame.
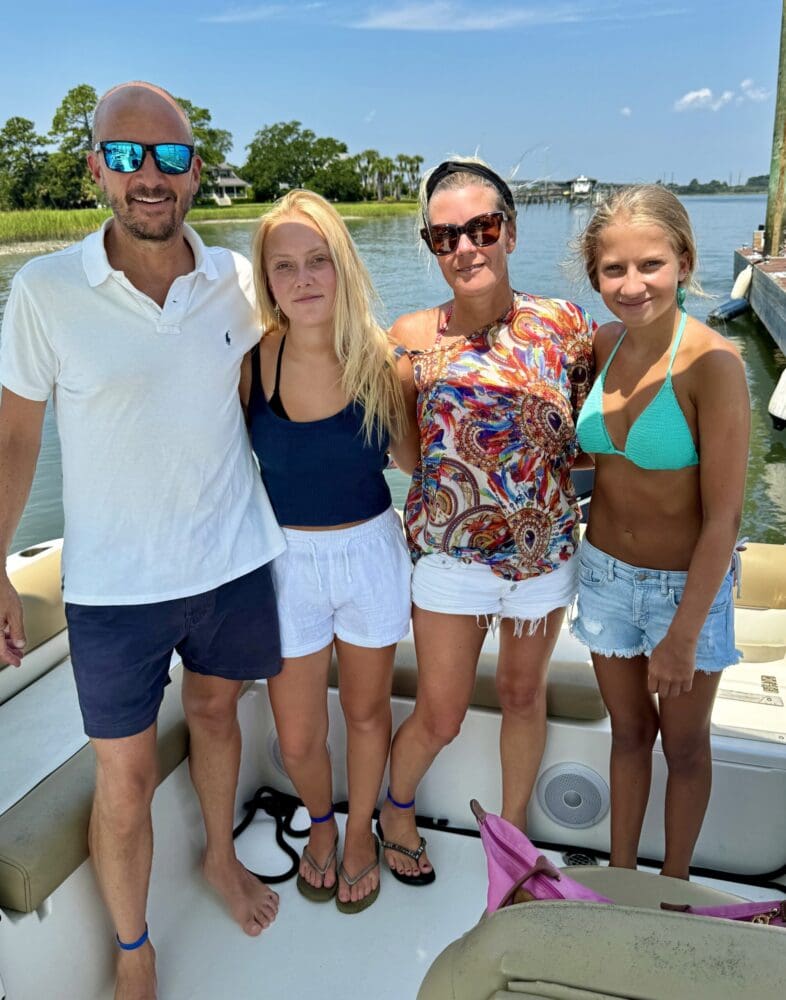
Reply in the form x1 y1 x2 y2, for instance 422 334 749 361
561 849 599 866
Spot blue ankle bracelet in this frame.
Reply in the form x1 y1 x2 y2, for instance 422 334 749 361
310 806 335 824
116 925 149 951
387 788 415 810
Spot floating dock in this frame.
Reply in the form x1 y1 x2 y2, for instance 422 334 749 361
734 248 786 353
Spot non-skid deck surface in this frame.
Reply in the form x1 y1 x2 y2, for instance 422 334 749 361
148 811 487 1000
134 811 783 1000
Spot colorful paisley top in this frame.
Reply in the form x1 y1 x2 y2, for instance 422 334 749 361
405 291 595 581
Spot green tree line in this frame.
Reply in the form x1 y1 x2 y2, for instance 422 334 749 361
667 175 769 196
0 85 423 210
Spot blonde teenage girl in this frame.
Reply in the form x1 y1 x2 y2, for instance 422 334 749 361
572 185 749 878
241 191 418 912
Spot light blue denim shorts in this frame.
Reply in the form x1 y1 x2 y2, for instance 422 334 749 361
570 538 740 673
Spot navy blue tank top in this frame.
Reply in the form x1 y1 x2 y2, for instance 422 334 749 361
247 342 392 526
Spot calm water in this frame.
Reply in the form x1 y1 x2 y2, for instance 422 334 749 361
1 195 784 551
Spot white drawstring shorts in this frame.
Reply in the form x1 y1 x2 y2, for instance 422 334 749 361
271 506 413 658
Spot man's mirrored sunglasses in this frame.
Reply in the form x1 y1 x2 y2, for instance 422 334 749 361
95 141 195 175
420 212 509 256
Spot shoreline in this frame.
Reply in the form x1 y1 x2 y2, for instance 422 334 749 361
0 202 418 252
0 194 764 253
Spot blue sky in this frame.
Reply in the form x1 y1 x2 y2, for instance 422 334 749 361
0 1 780 184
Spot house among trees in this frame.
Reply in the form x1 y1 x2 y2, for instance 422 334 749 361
203 163 251 203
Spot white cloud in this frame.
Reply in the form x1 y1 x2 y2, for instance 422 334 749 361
673 76 771 114
673 87 733 112
364 109 377 123
201 2 689 31
740 78 770 102
620 106 632 117
350 2 685 31
200 4 286 23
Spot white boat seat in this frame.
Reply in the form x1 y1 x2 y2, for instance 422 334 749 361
0 541 190 914
418 872 785 1000
0 662 189 914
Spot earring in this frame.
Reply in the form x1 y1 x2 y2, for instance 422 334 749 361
273 302 281 322
676 285 687 309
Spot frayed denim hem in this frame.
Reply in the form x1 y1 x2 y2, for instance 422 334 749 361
684 648 743 675
569 618 646 659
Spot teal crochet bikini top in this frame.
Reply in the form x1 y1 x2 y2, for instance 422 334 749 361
576 310 699 470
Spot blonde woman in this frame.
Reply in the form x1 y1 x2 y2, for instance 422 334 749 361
241 190 417 913
377 159 595 884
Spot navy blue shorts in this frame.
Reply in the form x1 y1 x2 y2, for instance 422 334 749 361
65 563 281 739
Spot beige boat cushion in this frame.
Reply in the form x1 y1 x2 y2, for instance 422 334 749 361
0 545 68 704
734 543 786 661
735 542 786 610
418 889 786 1000
2 545 66 655
0 664 188 914
330 629 606 722
560 865 745 908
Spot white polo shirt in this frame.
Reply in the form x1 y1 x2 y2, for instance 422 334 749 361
0 221 285 605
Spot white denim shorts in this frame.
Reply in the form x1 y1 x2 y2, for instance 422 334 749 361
412 553 578 636
272 506 413 658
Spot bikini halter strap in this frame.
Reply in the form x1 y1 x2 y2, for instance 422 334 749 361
666 309 689 372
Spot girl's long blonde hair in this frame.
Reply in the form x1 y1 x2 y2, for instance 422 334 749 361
252 190 407 444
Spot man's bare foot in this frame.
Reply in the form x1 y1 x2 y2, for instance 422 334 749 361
299 817 338 890
338 828 379 905
203 854 279 935
115 941 157 1000
378 798 434 880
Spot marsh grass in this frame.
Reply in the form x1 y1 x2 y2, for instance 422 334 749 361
0 201 418 245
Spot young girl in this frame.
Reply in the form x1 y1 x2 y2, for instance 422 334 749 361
572 185 749 879
241 190 418 913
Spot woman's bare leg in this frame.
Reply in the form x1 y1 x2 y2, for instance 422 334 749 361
496 608 564 831
378 607 487 878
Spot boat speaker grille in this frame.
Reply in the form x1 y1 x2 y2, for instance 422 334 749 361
536 763 610 829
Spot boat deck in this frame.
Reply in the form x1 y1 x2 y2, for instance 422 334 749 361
135 811 784 1000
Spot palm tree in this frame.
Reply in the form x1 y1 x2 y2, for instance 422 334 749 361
356 149 380 201
375 156 395 201
405 155 424 198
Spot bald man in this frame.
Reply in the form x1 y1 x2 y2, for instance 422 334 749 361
0 83 285 999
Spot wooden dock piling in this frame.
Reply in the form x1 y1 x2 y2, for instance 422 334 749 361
765 1 786 257
736 2 786 351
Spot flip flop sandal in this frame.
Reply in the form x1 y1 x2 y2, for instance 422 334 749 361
296 836 339 902
336 835 381 914
376 820 436 886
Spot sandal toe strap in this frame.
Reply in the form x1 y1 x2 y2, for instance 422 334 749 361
380 835 427 862
302 839 338 877
339 858 378 887
339 835 381 887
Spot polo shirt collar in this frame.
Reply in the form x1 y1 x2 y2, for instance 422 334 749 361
82 218 219 287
